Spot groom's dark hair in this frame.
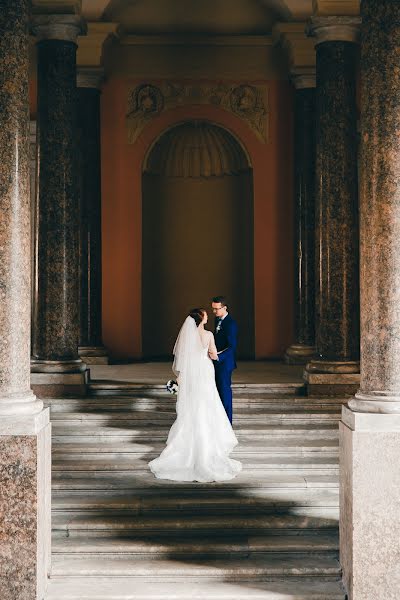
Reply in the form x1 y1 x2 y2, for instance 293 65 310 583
212 295 228 308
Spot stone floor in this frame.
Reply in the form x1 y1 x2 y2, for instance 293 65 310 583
44 363 346 599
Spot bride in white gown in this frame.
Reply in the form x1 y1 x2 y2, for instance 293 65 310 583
149 308 242 483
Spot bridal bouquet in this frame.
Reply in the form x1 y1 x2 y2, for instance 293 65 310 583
166 379 179 394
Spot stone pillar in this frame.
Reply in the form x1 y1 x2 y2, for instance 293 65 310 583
285 69 316 365
0 2 51 598
340 2 400 598
304 17 360 396
77 68 108 365
31 15 88 397
30 121 38 353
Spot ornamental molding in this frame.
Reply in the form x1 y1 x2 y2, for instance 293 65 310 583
272 23 316 70
126 81 268 144
77 22 119 67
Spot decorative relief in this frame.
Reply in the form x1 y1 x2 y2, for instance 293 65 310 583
126 81 268 144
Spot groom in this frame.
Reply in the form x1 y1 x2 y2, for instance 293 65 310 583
210 296 238 424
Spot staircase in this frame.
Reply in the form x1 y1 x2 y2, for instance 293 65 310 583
45 382 346 599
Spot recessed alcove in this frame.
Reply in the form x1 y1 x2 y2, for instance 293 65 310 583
142 120 255 358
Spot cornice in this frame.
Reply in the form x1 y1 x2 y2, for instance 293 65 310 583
272 23 316 70
77 22 119 67
119 34 273 47
312 0 360 16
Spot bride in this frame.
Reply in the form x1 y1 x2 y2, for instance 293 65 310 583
148 308 242 483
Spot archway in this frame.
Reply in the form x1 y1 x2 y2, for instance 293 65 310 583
142 120 254 359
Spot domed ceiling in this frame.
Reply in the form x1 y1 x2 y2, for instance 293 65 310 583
82 0 313 33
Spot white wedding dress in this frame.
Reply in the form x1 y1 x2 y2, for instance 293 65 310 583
149 316 242 483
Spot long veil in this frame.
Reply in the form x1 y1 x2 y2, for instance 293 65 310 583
172 316 204 409
172 316 203 375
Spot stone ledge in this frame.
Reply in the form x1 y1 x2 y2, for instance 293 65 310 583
341 405 400 431
31 372 88 398
0 407 50 435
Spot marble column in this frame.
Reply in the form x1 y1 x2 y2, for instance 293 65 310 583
304 17 360 395
0 2 51 598
77 68 108 365
340 3 400 598
31 16 88 397
285 69 316 365
30 121 38 355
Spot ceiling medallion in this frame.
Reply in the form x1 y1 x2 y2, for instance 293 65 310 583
126 81 268 144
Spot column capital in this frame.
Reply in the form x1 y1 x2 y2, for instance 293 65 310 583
77 66 104 89
31 14 86 43
307 16 361 44
291 67 316 89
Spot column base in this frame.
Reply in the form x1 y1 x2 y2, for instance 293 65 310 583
284 343 316 365
30 358 87 373
30 372 89 398
30 359 88 398
304 360 360 396
340 405 400 599
0 409 51 600
348 390 400 414
78 345 109 365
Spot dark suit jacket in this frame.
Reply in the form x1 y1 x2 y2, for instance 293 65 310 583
214 314 238 371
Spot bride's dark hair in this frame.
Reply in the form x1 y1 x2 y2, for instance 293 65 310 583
189 308 205 327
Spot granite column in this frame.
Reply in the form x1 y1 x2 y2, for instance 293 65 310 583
340 2 400 598
31 16 87 397
305 17 360 395
77 68 108 365
0 1 51 597
285 70 316 365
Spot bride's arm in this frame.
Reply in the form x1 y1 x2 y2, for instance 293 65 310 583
208 332 219 360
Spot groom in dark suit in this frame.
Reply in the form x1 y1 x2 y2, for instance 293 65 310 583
210 296 238 424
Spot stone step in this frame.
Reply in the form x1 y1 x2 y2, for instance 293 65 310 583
52 455 338 474
46 397 345 413
88 382 306 397
53 453 339 466
46 577 346 599
49 409 340 423
51 422 339 442
49 554 340 580
51 472 339 491
52 509 339 537
52 532 339 556
52 438 339 459
52 489 339 514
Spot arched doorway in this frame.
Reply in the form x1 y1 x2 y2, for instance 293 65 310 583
142 120 254 359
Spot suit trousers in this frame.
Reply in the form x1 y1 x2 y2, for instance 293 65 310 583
215 365 233 424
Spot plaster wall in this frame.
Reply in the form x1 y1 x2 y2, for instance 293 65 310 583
101 76 294 359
